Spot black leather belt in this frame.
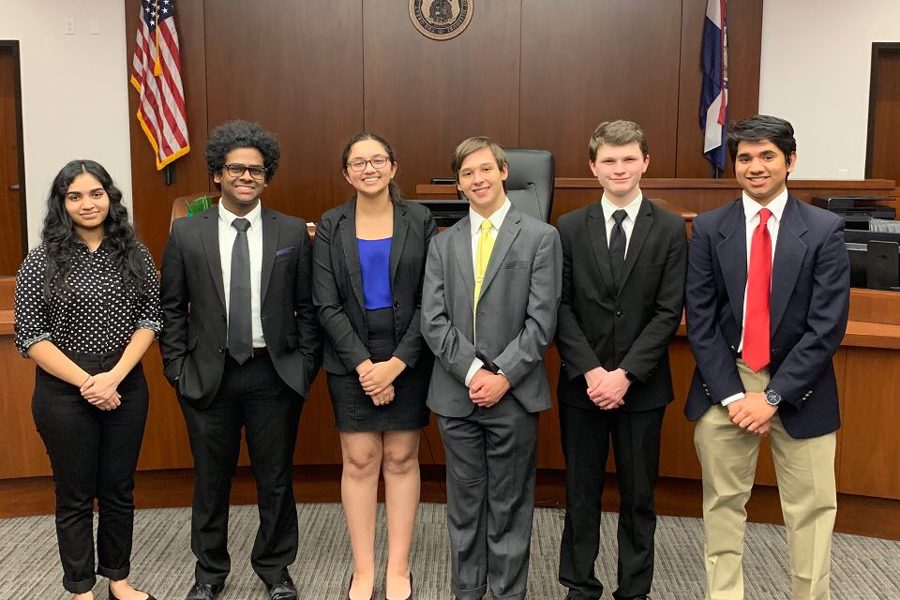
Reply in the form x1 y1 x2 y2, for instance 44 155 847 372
251 347 269 358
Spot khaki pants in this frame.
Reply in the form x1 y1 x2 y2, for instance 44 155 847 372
694 360 837 600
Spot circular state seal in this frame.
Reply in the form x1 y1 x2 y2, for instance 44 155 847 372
409 0 473 41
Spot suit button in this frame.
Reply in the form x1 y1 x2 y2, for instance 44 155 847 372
394 301 400 309
615 311 624 318
216 346 225 353
221 314 226 322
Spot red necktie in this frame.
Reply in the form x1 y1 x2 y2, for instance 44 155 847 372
743 208 772 372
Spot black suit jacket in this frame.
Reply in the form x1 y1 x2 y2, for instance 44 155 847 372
159 204 321 408
312 199 437 374
555 198 687 411
684 195 850 439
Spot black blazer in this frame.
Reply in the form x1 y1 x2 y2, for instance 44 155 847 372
684 195 850 439
313 199 437 375
555 198 687 412
159 204 321 408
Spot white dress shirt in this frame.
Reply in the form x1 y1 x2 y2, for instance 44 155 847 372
218 201 266 348
465 198 512 386
721 187 788 406
600 192 643 256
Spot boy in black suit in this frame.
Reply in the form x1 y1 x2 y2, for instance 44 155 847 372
555 120 687 600
160 121 320 600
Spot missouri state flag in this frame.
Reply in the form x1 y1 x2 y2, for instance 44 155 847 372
700 0 727 172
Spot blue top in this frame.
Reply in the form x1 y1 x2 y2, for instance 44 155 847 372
357 237 393 310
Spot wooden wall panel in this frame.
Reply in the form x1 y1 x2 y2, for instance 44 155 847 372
204 0 364 224
838 347 900 499
0 339 48 478
520 0 683 178
675 0 762 177
362 0 521 193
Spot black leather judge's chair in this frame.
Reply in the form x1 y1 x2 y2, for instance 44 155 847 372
504 148 555 223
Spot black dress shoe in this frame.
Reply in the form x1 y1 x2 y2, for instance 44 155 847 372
109 586 158 600
185 582 223 600
266 576 298 600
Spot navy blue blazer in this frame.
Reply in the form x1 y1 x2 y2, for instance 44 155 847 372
684 195 850 439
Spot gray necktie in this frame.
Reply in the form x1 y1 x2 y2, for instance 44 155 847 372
228 218 252 364
609 209 627 284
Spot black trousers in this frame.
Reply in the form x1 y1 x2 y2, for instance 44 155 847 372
32 352 149 594
438 397 538 600
558 401 666 600
178 353 304 586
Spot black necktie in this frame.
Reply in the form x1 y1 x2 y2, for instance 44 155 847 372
228 218 252 364
609 209 627 284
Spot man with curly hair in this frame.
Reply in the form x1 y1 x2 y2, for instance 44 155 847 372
160 120 321 600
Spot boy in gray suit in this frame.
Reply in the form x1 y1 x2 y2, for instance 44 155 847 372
421 137 562 600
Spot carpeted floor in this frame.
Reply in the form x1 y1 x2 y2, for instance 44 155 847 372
1 503 898 599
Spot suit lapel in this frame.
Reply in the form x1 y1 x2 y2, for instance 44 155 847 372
201 206 226 309
259 206 279 303
339 200 366 311
452 216 475 308
770 196 808 334
715 200 748 328
390 202 409 287
587 202 616 296
479 207 522 299
616 198 653 297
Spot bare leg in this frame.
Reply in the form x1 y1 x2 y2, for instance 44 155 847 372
341 431 383 600
382 430 421 600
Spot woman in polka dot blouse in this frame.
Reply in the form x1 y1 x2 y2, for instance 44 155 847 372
13 160 161 600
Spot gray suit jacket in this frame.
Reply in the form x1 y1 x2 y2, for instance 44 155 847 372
421 205 562 418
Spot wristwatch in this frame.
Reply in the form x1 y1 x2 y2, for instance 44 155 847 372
764 387 782 407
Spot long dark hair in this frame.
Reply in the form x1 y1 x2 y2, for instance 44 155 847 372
341 132 404 205
41 160 149 300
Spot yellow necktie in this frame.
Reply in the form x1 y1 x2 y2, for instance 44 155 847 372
474 218 494 307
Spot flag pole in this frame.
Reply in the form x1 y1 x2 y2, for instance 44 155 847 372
164 164 175 185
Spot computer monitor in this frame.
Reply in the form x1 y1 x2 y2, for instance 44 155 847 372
845 229 900 290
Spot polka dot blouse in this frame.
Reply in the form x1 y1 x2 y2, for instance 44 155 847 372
13 240 162 356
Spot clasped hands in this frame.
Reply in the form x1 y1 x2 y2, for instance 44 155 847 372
469 368 510 408
584 366 630 410
727 391 777 436
358 357 406 406
80 371 123 411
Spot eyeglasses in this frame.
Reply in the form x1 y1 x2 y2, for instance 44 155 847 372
223 163 267 180
346 155 390 172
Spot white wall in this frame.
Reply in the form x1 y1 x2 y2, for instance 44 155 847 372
759 0 900 179
0 0 132 248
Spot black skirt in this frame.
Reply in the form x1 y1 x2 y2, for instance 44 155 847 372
327 307 431 432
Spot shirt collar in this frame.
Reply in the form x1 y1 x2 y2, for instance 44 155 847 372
600 191 643 224
219 200 262 229
742 187 788 224
470 197 512 236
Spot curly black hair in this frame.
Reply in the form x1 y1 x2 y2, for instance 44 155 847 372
41 160 150 300
205 120 281 182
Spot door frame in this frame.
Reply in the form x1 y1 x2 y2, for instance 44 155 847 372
865 42 900 178
0 40 27 258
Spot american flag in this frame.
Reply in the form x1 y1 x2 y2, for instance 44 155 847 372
700 0 727 174
130 0 189 170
